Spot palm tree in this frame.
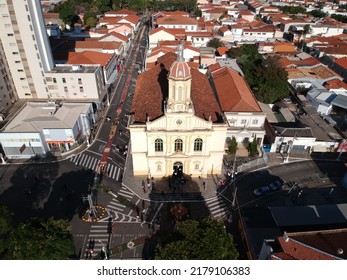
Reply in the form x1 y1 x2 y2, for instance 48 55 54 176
299 24 311 50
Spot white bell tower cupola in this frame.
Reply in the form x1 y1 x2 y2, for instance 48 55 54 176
167 43 193 113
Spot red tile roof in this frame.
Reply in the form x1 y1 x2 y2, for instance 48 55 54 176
131 52 223 123
66 51 113 66
98 31 129 42
324 78 347 90
276 235 341 260
278 56 321 68
157 15 197 25
75 40 122 51
334 56 347 70
120 15 140 25
211 67 262 112
219 25 230 33
217 46 229 56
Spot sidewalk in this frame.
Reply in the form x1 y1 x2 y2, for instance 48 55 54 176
121 153 225 202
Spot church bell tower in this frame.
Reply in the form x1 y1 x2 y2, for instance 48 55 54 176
167 43 193 113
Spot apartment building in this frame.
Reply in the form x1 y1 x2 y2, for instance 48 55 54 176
0 0 54 99
0 41 17 115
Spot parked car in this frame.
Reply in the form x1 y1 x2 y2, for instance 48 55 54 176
269 180 283 191
253 185 271 196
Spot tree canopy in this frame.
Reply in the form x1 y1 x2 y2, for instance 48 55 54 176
0 206 74 260
207 38 223 49
229 45 289 103
155 217 239 260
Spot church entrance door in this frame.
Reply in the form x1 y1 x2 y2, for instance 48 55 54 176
173 161 183 175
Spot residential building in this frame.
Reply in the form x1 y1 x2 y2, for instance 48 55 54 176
259 230 347 260
156 15 198 32
0 0 54 99
0 41 18 115
209 66 266 148
149 27 182 49
45 64 106 101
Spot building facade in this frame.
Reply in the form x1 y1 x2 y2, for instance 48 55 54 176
0 102 94 159
129 48 227 178
0 0 54 99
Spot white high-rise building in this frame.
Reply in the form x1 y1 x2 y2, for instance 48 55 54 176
0 0 54 99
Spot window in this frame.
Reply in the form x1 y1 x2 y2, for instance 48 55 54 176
155 139 163 152
195 164 199 170
7 33 13 36
78 78 82 85
64 86 68 93
241 119 247 125
157 163 162 171
174 139 183 152
79 86 84 93
194 138 203 151
252 119 258 125
62 78 66 83
53 78 57 83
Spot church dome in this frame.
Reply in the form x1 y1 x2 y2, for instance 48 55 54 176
169 60 191 79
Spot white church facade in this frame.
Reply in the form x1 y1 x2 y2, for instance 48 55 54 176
128 46 228 178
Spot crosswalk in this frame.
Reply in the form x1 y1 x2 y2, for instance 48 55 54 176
84 224 109 259
70 153 123 181
100 186 140 222
205 195 229 220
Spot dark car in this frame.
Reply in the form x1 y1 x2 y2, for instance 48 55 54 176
269 180 283 191
253 185 271 196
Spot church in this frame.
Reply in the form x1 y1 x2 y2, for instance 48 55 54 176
128 45 228 178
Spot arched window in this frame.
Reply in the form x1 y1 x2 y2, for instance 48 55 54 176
155 139 163 152
194 138 203 151
174 139 183 152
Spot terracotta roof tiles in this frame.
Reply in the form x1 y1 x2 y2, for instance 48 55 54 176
157 15 197 25
131 52 222 123
66 51 112 66
211 67 261 112
276 236 340 260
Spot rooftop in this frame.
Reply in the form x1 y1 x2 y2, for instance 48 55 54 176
210 67 262 113
130 52 223 123
1 102 91 133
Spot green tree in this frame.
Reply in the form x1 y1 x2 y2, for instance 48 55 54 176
194 8 202 17
255 57 289 103
309 9 328 18
56 2 79 25
228 136 238 155
227 47 241 59
85 16 98 27
207 38 223 49
248 138 258 157
2 217 74 260
235 46 288 103
155 217 239 260
279 6 306 14
0 206 13 256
